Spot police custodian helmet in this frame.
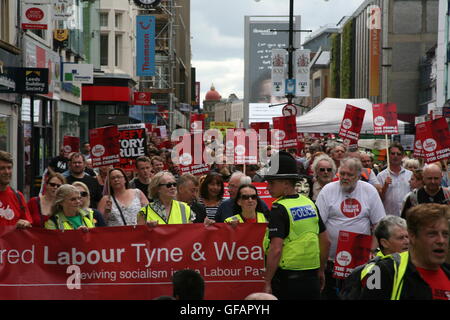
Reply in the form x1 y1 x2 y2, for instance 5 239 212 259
264 150 300 181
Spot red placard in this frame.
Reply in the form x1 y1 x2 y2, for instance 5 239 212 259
272 115 298 150
339 104 366 148
250 122 271 147
133 92 151 105
175 132 210 176
118 124 147 171
372 103 399 135
418 118 450 163
63 136 80 154
190 113 206 134
223 182 275 210
333 230 373 279
89 126 121 168
0 224 265 300
225 129 258 165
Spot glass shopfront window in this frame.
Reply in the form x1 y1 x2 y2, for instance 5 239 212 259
0 114 10 152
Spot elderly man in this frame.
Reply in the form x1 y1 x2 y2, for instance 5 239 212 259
177 173 207 223
316 157 386 300
330 143 346 169
400 164 450 218
377 142 413 216
311 154 336 201
374 215 409 256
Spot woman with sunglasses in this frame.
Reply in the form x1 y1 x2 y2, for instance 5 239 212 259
27 172 66 227
137 171 194 226
98 168 149 226
72 181 106 227
311 154 336 201
44 184 96 230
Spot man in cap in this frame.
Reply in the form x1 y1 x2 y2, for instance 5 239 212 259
263 151 330 300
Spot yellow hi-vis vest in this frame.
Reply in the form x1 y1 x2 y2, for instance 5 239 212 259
274 195 320 270
224 212 269 252
141 200 191 224
45 209 95 230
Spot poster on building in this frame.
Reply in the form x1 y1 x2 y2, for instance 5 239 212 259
22 4 50 30
118 124 147 171
0 224 265 300
136 15 156 77
417 118 450 163
294 49 311 97
63 136 79 154
133 92 151 105
52 0 73 20
333 230 373 279
271 49 287 97
2 67 49 94
338 104 366 148
62 63 93 84
225 129 258 165
89 125 121 168
372 103 399 135
209 121 236 137
272 115 298 150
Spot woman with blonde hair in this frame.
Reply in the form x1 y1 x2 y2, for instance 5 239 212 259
44 184 96 230
72 181 106 227
137 171 194 226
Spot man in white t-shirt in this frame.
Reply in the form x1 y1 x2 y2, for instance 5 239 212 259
377 142 412 216
316 157 386 300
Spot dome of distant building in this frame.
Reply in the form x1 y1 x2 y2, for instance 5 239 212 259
205 84 221 101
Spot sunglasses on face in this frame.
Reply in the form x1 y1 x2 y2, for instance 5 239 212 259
159 182 177 188
390 152 402 156
240 194 257 200
319 168 333 172
48 182 61 188
80 191 89 197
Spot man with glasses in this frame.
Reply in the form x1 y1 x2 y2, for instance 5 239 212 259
0 151 32 229
311 154 336 201
316 157 386 300
377 142 413 216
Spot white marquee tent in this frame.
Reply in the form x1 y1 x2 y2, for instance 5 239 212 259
296 98 408 134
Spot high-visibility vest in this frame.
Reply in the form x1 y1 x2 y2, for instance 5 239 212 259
141 200 191 224
225 212 269 252
45 209 95 230
273 195 320 270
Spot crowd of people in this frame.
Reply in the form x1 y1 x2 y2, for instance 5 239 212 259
0 131 449 300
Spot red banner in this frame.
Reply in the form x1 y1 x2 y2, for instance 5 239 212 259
0 224 265 300
89 126 121 168
63 136 80 154
272 115 298 150
418 118 450 163
339 104 366 148
333 230 372 279
133 92 151 105
372 103 399 135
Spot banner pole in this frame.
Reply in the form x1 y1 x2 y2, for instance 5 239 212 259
385 134 390 172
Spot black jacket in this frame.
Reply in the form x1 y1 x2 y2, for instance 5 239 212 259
360 254 450 300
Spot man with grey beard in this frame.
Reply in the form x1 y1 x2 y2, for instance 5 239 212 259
315 157 386 300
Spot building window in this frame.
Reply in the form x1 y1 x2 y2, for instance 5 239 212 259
0 115 10 152
115 34 122 67
0 0 9 42
100 12 108 27
115 13 122 29
100 34 109 65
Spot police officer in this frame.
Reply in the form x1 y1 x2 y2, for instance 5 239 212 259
263 151 330 300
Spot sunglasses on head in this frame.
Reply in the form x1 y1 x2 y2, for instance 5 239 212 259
159 182 177 188
48 182 61 188
319 168 333 172
240 194 257 200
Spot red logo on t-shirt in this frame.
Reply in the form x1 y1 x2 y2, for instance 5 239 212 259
340 198 362 218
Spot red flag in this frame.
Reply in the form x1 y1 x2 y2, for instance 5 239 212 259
372 103 399 135
89 126 121 168
339 104 366 148
333 230 373 279
272 115 298 150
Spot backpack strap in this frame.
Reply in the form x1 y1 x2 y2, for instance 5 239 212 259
12 188 26 217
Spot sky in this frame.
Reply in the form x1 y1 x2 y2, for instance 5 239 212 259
191 0 366 106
